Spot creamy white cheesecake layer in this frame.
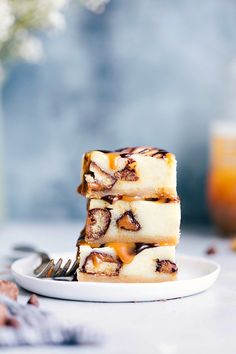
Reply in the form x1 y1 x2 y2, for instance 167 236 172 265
120 246 175 279
78 148 177 198
78 244 177 282
86 198 181 244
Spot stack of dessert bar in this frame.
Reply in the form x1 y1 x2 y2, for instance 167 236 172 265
76 147 181 283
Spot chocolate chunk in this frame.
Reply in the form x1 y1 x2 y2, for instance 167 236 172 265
115 167 138 181
145 198 159 202
86 208 111 240
145 196 180 203
0 280 19 300
115 159 138 181
206 246 217 255
85 162 117 192
101 195 121 204
82 251 121 276
116 211 141 231
156 260 178 273
27 294 39 307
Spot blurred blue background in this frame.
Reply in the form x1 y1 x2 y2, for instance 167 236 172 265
3 0 236 224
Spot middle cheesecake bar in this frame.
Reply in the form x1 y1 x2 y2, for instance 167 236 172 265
77 242 178 283
83 196 181 245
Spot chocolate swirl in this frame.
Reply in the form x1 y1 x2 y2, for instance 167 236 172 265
96 146 170 159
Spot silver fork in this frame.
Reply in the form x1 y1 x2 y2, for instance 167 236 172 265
35 257 79 281
12 244 79 281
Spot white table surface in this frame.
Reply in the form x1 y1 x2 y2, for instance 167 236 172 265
0 223 235 354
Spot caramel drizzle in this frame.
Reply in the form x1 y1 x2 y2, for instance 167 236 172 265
114 146 170 159
120 196 143 202
102 195 180 203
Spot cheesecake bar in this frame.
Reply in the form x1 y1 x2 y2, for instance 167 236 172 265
77 242 178 283
83 196 181 245
78 147 177 199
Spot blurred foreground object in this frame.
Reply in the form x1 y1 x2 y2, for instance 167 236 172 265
0 91 4 224
0 0 111 76
207 121 236 234
0 0 69 79
81 0 110 13
0 292 99 347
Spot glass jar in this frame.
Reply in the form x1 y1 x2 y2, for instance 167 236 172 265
207 121 236 234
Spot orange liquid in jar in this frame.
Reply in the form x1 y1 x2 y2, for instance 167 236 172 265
208 134 236 234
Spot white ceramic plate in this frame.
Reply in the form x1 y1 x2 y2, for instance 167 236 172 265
11 253 220 302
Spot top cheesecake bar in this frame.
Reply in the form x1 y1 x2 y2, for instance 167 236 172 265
78 146 177 199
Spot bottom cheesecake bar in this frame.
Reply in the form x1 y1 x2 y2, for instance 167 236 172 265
77 242 178 283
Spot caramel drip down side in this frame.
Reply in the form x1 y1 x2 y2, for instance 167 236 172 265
107 152 120 170
106 242 136 264
77 152 91 195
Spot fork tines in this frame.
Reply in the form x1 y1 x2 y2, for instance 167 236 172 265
36 258 79 280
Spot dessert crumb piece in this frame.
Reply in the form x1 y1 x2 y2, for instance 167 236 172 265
230 237 236 252
27 294 39 307
5 317 20 328
0 280 19 300
0 304 8 327
205 246 217 255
